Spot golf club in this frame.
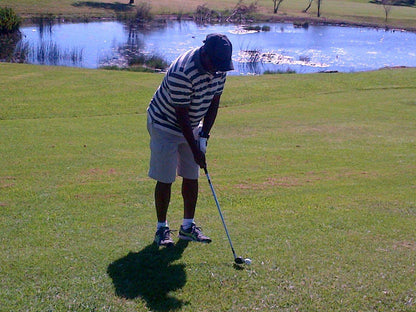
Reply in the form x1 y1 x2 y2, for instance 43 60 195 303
204 167 251 266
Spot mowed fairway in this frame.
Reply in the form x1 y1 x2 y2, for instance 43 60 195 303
1 63 415 311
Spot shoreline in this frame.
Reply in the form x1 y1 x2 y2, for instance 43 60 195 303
265 14 416 33
19 11 416 33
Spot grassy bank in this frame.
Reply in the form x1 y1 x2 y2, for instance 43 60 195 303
1 0 416 30
1 63 415 311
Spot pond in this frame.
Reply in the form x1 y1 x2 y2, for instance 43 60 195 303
10 20 416 75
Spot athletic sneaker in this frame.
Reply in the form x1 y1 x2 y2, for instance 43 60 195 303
154 226 174 247
179 223 212 243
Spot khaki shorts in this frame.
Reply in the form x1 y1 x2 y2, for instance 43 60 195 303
147 116 200 183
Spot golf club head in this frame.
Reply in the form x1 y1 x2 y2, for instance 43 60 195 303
234 256 244 264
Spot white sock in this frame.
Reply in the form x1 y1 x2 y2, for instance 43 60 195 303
157 221 168 229
182 218 194 230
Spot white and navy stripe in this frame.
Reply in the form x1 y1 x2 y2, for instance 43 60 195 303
148 48 226 135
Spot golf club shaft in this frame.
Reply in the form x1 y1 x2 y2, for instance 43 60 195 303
204 167 238 260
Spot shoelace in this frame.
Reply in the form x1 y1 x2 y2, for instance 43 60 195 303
190 225 205 235
162 229 176 240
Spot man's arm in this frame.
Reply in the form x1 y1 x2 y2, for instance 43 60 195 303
175 106 206 168
200 94 221 136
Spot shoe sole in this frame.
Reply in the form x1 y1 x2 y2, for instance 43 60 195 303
178 233 211 243
154 241 174 247
154 238 174 247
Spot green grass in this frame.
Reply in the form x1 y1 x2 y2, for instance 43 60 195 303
1 0 416 29
1 63 415 311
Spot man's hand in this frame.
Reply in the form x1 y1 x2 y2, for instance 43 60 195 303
193 147 206 169
198 137 208 154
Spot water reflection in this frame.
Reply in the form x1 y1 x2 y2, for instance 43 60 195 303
100 23 145 68
7 20 416 74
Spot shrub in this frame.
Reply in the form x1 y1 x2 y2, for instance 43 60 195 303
194 4 221 23
0 7 21 34
128 53 168 71
264 68 296 74
136 2 152 22
227 0 258 22
144 54 169 70
243 25 261 32
0 31 22 61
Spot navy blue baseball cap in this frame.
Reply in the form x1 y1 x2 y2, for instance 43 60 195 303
203 33 234 72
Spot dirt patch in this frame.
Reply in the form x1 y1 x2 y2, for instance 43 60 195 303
75 168 120 185
393 241 416 251
235 176 303 190
74 193 118 200
0 176 16 189
81 168 119 176
234 170 372 190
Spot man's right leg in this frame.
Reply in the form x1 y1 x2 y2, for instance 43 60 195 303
154 181 174 246
148 117 178 247
155 181 172 223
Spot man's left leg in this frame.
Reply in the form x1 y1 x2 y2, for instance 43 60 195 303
182 178 198 220
179 178 211 243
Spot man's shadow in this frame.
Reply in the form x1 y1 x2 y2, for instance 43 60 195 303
107 240 189 311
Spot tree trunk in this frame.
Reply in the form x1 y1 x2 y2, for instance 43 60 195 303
303 0 313 13
317 0 321 17
275 0 284 13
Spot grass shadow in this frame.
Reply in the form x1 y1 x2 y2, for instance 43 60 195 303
72 1 134 12
107 240 189 311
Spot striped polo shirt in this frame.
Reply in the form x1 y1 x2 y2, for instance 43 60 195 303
147 47 227 136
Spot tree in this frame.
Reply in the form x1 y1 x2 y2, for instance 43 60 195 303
0 7 21 34
382 0 394 22
302 0 322 17
303 0 313 12
317 0 322 17
273 0 285 13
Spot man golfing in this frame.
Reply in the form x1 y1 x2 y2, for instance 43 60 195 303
147 33 234 247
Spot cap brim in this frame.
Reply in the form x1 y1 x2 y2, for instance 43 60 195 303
216 59 234 72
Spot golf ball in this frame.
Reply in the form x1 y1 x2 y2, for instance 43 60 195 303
244 258 252 265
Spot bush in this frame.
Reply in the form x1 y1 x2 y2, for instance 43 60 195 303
136 2 152 22
263 68 296 74
0 31 22 61
0 7 21 34
128 53 168 70
194 4 221 23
